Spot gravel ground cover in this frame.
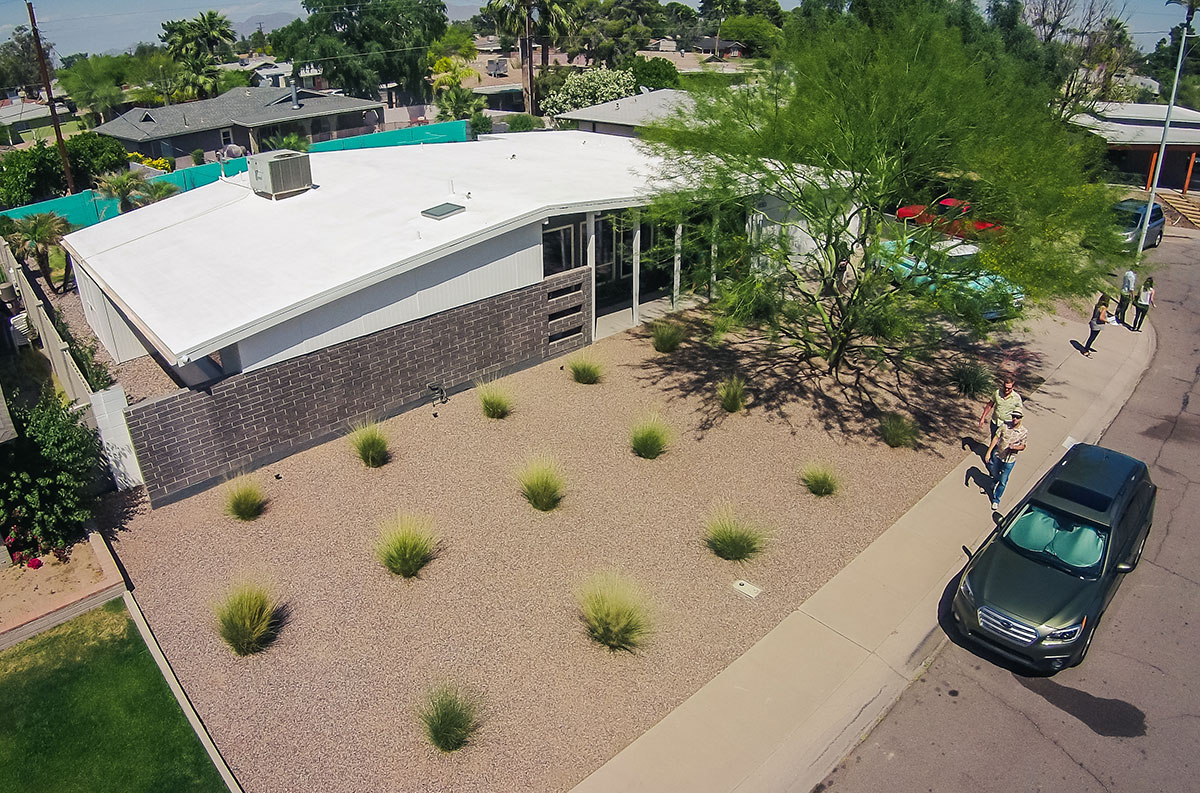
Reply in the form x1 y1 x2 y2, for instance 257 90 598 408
102 317 1048 793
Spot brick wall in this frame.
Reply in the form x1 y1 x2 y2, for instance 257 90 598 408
126 268 591 507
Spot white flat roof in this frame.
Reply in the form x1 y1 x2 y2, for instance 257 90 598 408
64 132 663 365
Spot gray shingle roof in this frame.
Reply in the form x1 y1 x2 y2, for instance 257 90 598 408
556 89 692 127
93 87 384 142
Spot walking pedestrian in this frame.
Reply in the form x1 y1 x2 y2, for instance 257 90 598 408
1132 277 1155 332
985 409 1028 511
978 374 1023 443
1117 268 1136 326
1081 294 1109 358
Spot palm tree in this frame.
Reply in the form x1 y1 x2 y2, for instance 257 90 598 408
190 11 236 55
1166 0 1199 27
262 132 310 152
161 19 198 58
57 56 125 123
179 53 221 99
536 0 573 68
486 0 574 114
133 180 181 207
436 85 486 121
9 213 71 293
96 170 148 214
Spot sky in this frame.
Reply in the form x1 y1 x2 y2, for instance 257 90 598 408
0 0 1190 61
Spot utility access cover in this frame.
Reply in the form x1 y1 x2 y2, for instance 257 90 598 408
733 579 762 599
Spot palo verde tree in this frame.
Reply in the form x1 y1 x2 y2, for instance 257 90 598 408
641 10 1125 377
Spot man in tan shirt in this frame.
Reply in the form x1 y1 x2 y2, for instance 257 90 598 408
985 409 1027 511
978 375 1023 442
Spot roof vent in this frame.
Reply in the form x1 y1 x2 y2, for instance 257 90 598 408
247 150 313 200
421 202 465 220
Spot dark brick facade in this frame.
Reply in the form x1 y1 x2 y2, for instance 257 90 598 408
127 269 591 507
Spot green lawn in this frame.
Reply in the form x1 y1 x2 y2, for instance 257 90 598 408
0 600 227 793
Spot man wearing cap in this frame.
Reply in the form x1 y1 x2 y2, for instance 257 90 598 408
978 375 1023 443
985 408 1027 511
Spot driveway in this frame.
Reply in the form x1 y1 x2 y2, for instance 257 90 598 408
820 230 1200 792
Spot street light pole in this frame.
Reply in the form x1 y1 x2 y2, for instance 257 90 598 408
25 0 75 194
1138 22 1191 255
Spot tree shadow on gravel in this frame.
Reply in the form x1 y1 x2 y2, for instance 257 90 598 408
92 487 148 540
630 310 1048 449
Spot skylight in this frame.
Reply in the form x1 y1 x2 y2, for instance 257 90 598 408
421 202 465 220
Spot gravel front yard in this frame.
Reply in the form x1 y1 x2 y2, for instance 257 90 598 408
103 319 1036 793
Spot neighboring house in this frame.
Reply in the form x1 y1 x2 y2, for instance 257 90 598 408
650 37 678 52
695 37 744 58
253 61 327 90
0 100 68 133
556 89 692 137
62 132 709 506
1072 102 1200 193
475 35 504 53
92 86 384 160
473 83 525 113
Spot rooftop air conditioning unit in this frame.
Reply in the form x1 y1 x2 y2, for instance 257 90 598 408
248 149 312 200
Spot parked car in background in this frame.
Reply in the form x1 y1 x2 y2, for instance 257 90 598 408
1114 198 1165 250
896 197 1000 238
952 443 1155 672
878 238 1024 320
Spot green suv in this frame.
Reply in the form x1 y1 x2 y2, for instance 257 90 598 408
952 444 1155 672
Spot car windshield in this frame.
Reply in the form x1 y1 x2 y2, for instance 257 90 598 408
1001 501 1108 577
1115 208 1141 227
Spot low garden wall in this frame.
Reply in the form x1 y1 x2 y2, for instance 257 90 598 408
126 269 592 507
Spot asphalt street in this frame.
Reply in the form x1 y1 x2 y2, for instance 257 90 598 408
818 232 1200 793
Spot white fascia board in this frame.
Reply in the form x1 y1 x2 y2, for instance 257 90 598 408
173 193 648 363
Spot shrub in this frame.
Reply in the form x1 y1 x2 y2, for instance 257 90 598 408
420 685 480 752
505 113 543 131
518 456 564 511
470 112 493 137
224 475 266 520
879 412 919 448
800 464 840 496
375 513 438 578
215 581 280 656
577 571 650 652
567 355 603 384
477 381 513 419
191 148 205 166
630 413 671 459
705 507 764 561
163 156 176 172
650 320 686 353
52 315 114 391
717 374 747 413
348 422 389 467
0 391 101 555
950 361 994 399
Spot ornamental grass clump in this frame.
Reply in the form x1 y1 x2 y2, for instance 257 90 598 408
879 412 919 448
800 463 840 496
477 381 513 419
650 320 686 353
950 361 994 399
215 581 281 656
518 456 565 511
348 422 389 467
630 413 671 459
567 355 603 384
704 507 765 561
717 374 747 413
419 684 480 753
224 476 266 521
577 572 651 652
375 513 438 578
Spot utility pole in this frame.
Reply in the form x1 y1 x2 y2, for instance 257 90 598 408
25 1 75 194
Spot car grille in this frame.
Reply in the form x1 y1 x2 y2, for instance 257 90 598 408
978 606 1038 646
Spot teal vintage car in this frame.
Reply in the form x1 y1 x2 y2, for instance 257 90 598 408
877 238 1024 320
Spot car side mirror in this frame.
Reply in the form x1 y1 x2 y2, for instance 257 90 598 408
1115 561 1133 573
962 544 973 560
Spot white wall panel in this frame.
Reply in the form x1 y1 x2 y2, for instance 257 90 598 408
77 267 150 363
237 223 543 371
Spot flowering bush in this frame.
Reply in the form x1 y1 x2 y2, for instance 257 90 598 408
540 67 637 117
126 152 175 172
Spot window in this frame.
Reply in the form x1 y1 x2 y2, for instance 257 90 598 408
1003 502 1108 577
596 215 616 283
220 128 234 146
543 224 575 276
1150 206 1164 224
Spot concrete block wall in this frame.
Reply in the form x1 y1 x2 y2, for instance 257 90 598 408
126 269 591 507
90 385 144 489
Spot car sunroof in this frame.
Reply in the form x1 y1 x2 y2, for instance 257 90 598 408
1046 480 1112 513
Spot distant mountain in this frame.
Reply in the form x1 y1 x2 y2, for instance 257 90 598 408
237 13 302 39
447 3 480 21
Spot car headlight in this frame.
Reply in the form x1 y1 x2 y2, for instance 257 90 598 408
1043 619 1085 645
958 574 975 604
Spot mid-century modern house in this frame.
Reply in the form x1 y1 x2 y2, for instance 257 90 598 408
62 131 711 506
1072 101 1200 193
557 89 691 137
92 86 384 161
695 37 745 58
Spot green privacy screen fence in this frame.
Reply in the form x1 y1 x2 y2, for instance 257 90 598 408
0 120 469 229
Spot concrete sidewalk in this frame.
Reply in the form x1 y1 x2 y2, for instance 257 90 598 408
570 308 1155 793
